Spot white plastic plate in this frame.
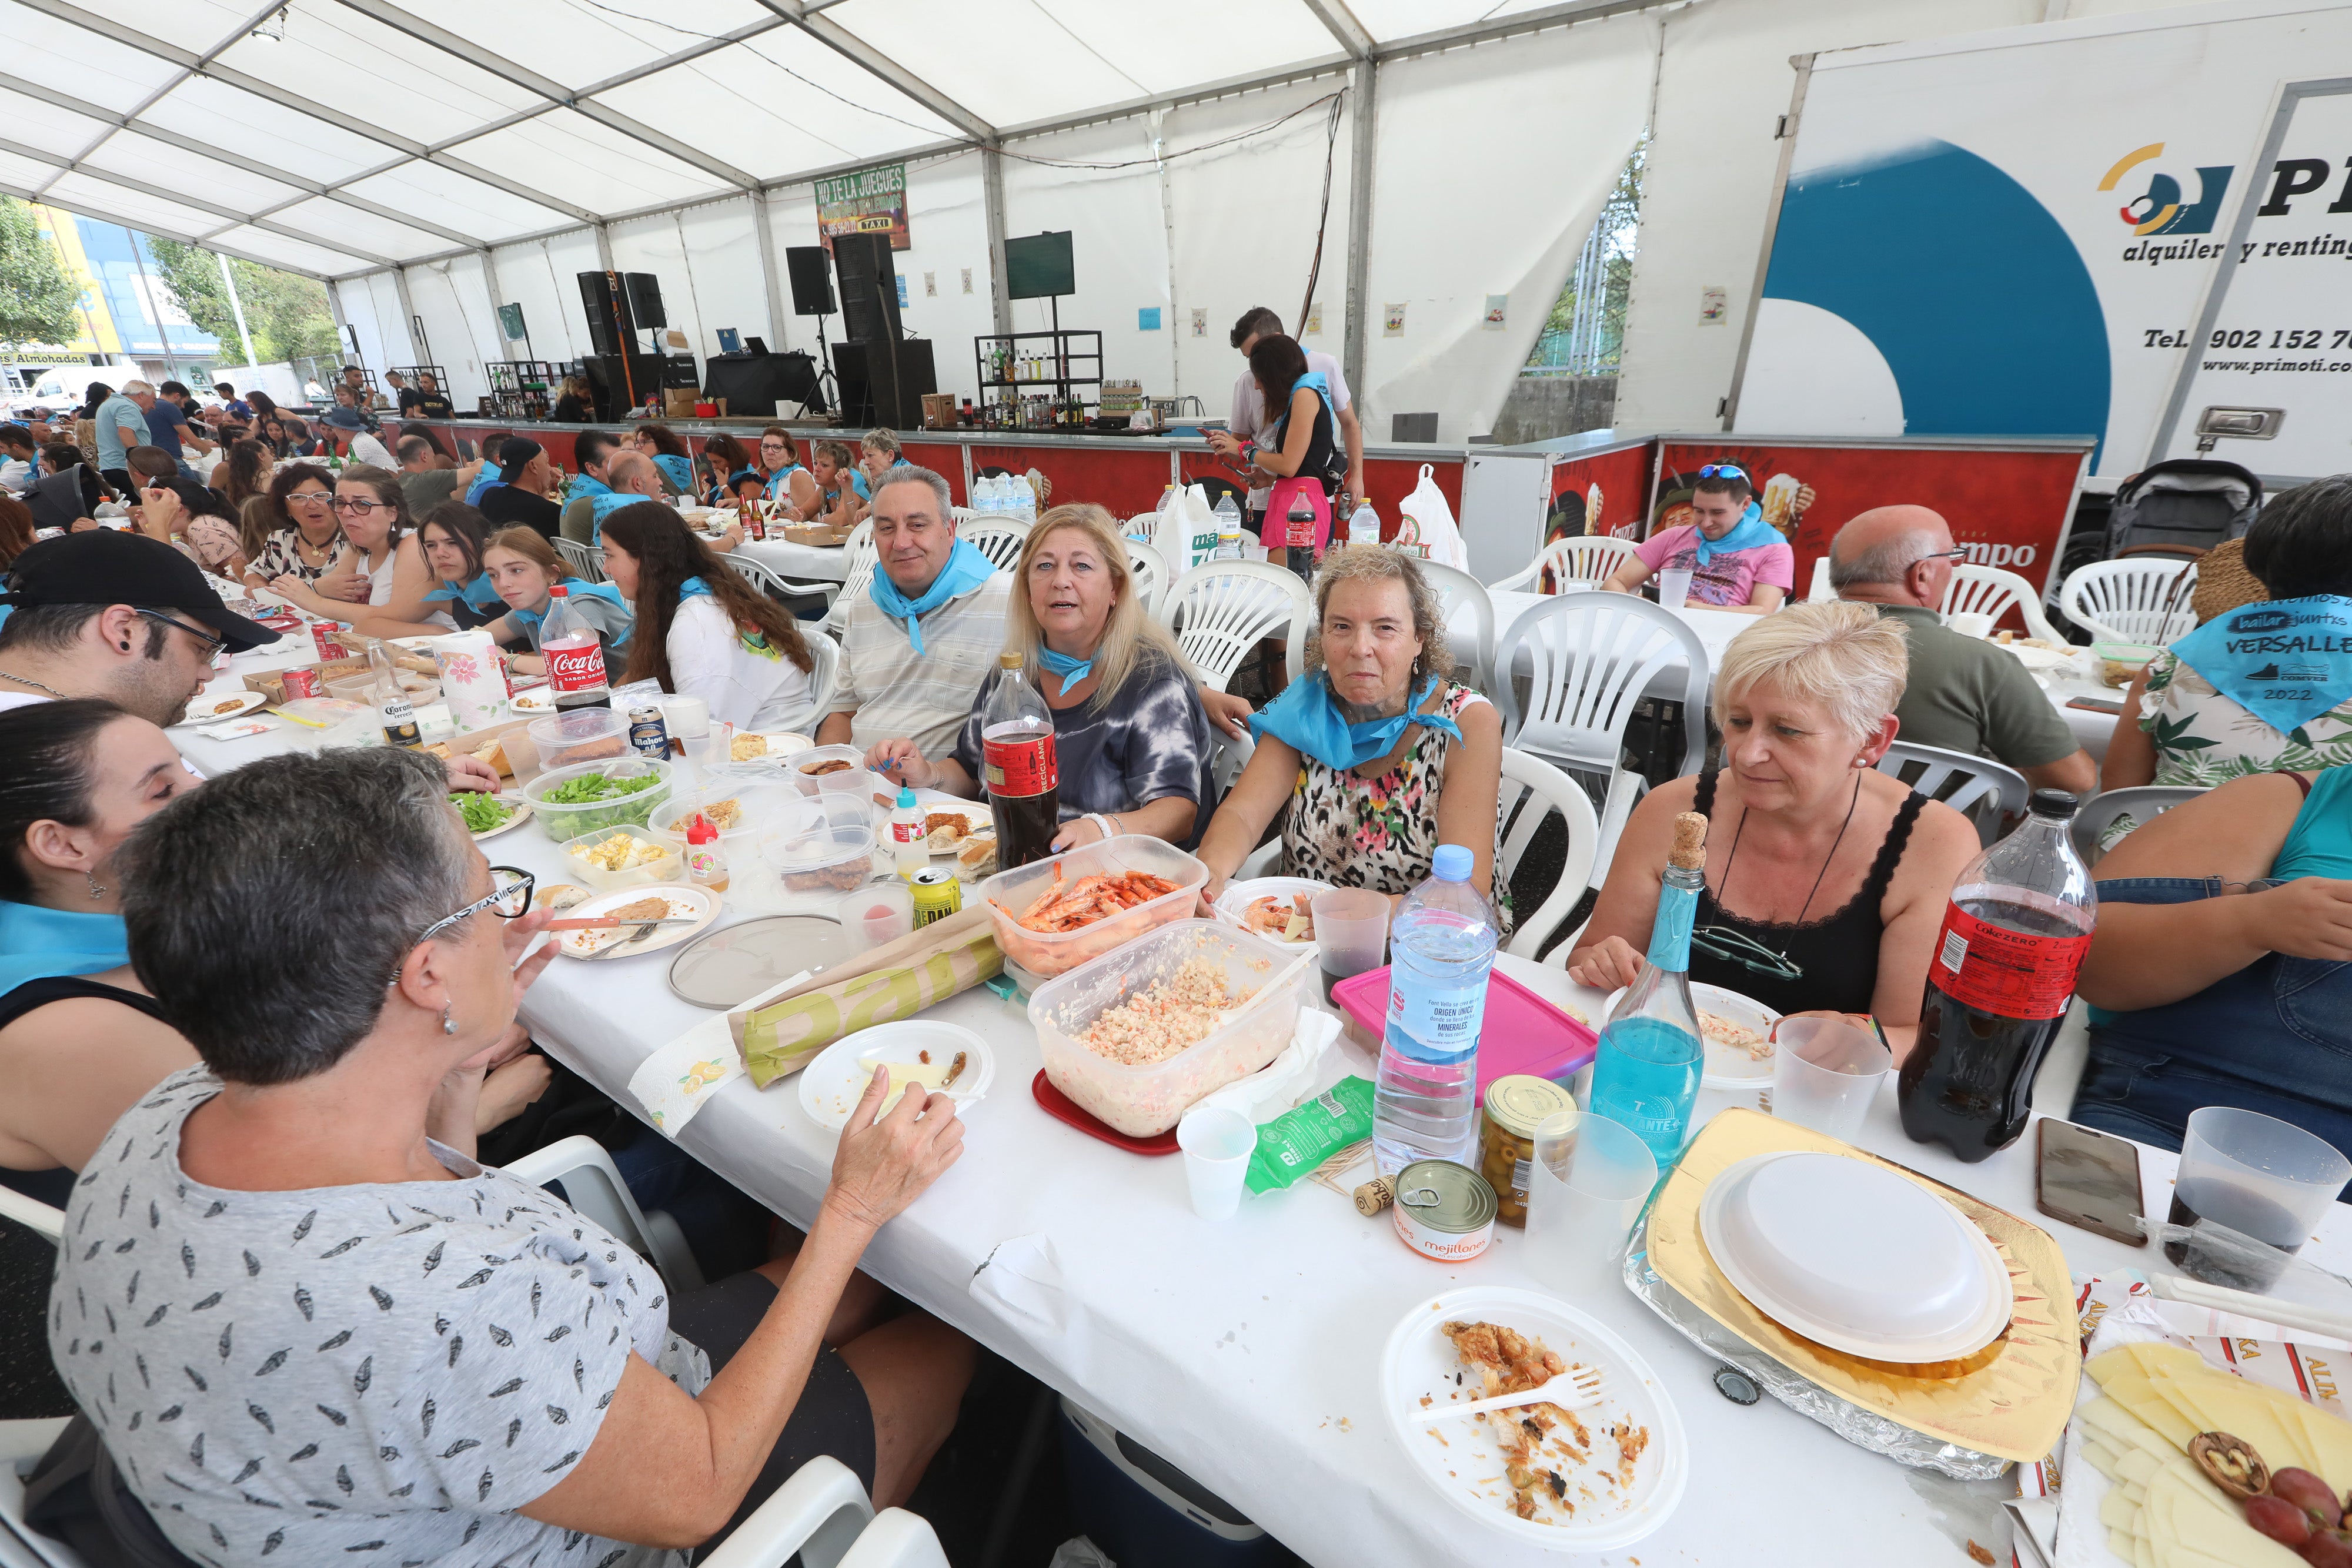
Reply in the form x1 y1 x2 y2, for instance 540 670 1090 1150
797 1020 994 1134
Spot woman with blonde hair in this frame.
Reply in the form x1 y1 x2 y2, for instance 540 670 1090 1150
1196 541 1508 921
1568 601 1979 1050
866 503 1214 849
810 438 869 528
475 525 633 671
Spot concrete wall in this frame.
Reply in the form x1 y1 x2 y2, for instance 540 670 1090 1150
1489 375 1619 444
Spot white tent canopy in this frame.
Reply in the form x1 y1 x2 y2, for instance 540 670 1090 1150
1 0 1671 434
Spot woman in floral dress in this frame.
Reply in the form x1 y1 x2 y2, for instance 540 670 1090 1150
1195 542 1511 934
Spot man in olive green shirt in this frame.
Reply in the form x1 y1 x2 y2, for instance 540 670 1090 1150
1830 505 2097 794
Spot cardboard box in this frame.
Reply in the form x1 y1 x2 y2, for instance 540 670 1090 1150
663 388 700 418
922 392 957 430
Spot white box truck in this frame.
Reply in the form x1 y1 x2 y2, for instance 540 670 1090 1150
1729 0 2352 493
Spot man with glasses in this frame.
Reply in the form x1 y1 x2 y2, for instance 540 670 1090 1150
1831 504 2097 794
1603 463 1794 614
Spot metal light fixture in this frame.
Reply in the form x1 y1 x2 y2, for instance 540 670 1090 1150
250 6 288 44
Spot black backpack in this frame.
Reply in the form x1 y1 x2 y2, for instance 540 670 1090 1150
2105 459 2262 560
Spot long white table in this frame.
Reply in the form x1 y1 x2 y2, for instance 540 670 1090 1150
736 534 853 584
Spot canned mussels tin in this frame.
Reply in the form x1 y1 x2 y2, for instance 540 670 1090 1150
1390 1159 1498 1262
908 867 961 927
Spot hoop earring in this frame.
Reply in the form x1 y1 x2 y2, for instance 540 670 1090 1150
85 871 106 900
440 1005 457 1036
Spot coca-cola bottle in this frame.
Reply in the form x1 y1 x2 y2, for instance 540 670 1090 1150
1899 790 2097 1162
540 584 611 711
980 651 1060 869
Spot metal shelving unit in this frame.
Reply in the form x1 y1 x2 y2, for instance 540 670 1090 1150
486 360 559 420
973 329 1101 430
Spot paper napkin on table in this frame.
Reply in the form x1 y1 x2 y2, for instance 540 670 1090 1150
1187 1009 1341 1127
628 968 809 1134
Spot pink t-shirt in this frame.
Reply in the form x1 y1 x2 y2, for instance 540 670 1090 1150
1633 524 1794 608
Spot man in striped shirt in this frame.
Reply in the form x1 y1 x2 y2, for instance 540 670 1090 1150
821 466 1011 758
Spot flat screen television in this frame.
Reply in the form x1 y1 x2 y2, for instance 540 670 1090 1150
1004 231 1075 300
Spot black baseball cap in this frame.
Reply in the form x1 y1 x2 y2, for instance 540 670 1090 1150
0 531 278 653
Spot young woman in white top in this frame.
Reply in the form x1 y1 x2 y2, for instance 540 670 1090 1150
266 465 426 620
599 500 816 732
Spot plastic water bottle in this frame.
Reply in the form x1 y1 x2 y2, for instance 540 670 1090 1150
1015 472 1039 523
1348 500 1380 550
1140 484 1174 543
1373 844 1498 1176
1213 494 1244 561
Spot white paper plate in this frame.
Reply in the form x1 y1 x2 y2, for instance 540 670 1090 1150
178 690 264 725
796 1021 993 1132
1994 640 2075 671
1699 1152 2013 1361
463 791 533 841
1210 877 1332 948
917 804 993 857
1599 982 1778 1091
738 731 816 761
553 884 720 961
509 686 557 713
1381 1286 1688 1552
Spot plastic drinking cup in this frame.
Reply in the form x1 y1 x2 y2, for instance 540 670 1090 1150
2169 1106 2352 1289
1768 1015 1892 1142
849 881 914 953
1314 888 1391 978
1948 610 1996 640
660 693 711 740
1176 1106 1257 1221
1524 1111 1657 1293
1658 567 1695 611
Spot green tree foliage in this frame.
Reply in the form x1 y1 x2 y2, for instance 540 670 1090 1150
146 239 342 366
0 197 81 350
1531 142 1645 373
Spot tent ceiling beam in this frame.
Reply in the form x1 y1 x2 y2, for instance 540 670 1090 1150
329 0 766 193
0 176 370 280
1342 58 1377 395
749 0 996 143
1299 0 1374 60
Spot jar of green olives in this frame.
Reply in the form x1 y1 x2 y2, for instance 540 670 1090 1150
1478 1076 1578 1226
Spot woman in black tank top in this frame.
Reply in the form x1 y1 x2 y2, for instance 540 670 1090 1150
1567 603 1983 1054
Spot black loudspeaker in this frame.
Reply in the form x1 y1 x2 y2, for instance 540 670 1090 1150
833 338 933 429
831 232 901 345
624 272 666 329
577 271 634 356
784 246 834 317
583 353 664 420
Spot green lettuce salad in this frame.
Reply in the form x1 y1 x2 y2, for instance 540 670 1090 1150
536 770 664 837
451 792 513 834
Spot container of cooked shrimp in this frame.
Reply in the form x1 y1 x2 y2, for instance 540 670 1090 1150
1029 919 1308 1138
978 834 1209 980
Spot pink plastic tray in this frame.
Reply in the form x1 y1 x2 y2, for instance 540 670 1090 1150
1331 966 1598 1102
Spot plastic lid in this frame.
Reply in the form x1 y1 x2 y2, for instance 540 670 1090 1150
896 784 916 808
686 815 715 844
1431 844 1472 881
2027 788 2080 820
550 584 568 597
998 651 1023 668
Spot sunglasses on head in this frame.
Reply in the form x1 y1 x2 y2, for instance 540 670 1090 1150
1696 464 1749 482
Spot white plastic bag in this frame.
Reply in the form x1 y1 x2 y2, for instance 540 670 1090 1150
1394 463 1468 570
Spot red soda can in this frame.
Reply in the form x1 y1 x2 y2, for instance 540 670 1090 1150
280 668 323 700
310 620 348 660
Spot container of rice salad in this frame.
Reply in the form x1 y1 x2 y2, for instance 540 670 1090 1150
1028 919 1308 1138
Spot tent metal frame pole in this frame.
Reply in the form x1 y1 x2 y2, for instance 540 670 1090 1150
594 224 615 274
983 147 1012 337
1342 57 1378 399
749 190 790 352
477 248 507 359
389 267 425 367
326 279 358 372
217 250 257 367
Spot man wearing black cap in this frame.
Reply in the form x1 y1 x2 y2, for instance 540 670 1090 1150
0 533 276 728
477 436 563 540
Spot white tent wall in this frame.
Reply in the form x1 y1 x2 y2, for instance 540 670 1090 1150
760 188 822 363
1611 0 2190 434
1162 80 1357 413
340 272 403 385
673 202 773 365
998 118 1175 396
489 233 593 366
1358 13 1661 444
889 153 995 404
406 253 497 409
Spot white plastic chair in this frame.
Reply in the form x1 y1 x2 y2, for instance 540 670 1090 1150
1157 560 1311 691
1125 537 1171 618
2070 783 2205 864
553 536 603 583
1421 559 1496 696
2061 559 2199 647
1942 563 2064 644
731 553 842 619
1488 534 1638 594
826 520 878 637
1876 739 2030 847
761 631 841 737
958 520 1031 574
1494 591 1710 887
503 1134 704 1290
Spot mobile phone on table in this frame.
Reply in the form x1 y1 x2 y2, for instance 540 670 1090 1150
2067 696 2124 716
2036 1117 2146 1245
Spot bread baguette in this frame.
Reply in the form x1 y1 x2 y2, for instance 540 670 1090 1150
472 738 512 776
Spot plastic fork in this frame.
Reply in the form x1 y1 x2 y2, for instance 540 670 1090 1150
1409 1365 1606 1425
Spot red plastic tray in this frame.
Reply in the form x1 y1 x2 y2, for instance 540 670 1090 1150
1331 965 1598 1103
1030 1069 1180 1155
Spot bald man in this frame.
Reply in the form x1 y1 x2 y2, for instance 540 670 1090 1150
1830 505 2097 795
604 452 742 553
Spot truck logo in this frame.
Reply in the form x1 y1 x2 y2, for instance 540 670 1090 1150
2100 144 2233 235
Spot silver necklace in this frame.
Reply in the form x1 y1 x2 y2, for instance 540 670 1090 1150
0 668 70 700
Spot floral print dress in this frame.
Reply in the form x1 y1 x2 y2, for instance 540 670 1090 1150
1279 683 1515 936
2099 651 2352 849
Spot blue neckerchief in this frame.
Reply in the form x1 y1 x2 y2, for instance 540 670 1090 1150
422 570 504 611
763 462 803 500
0 901 131 995
652 453 693 493
848 469 871 500
572 474 613 504
868 538 996 655
2170 594 2352 734
676 576 783 661
679 575 713 602
1269 370 1335 446
1038 646 1094 687
1690 500 1782 567
512 580 633 651
1248 671 1462 771
465 473 503 506
586 487 638 543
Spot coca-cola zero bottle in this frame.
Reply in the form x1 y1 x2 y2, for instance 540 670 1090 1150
980 651 1060 869
541 584 612 712
1898 789 2097 1162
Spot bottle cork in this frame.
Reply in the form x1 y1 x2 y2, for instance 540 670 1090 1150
1668 810 1709 872
1354 1175 1395 1216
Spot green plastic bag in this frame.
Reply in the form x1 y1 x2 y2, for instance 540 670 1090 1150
1245 1075 1375 1194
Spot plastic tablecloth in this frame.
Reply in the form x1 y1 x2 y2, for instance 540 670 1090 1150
736 534 852 584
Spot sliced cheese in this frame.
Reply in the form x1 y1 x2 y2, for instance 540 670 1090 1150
2116 1446 2161 1489
2082 1395 2180 1460
2103 1371 2204 1449
2099 1487 2141 1533
2150 1367 2319 1476
2287 1398 2352 1493
2150 1460 2304 1568
2109 1527 2137 1560
2081 1435 2123 1481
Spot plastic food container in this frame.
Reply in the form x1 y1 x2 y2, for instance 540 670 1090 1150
1029 918 1307 1137
787 744 878 809
529 708 633 770
560 825 686 892
759 794 877 895
649 781 792 850
979 834 1209 979
521 756 673 842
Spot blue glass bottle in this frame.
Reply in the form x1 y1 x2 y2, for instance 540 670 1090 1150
1590 813 1708 1166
